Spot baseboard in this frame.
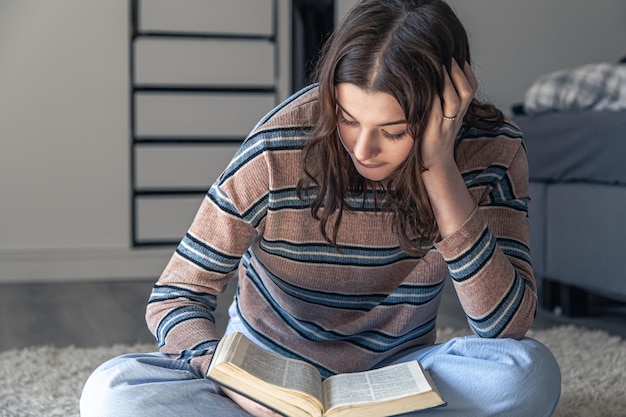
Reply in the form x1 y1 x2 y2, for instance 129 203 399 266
0 246 175 283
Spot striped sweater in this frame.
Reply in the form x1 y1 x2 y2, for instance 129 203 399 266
146 84 537 378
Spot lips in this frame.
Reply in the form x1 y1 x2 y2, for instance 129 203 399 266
356 159 383 169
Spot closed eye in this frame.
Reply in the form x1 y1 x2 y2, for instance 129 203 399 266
338 113 358 127
338 109 407 140
382 130 407 140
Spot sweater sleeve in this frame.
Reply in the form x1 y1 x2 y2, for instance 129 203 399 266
144 86 317 377
434 131 536 339
145 140 270 377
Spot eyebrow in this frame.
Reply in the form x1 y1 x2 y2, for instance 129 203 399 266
337 103 407 127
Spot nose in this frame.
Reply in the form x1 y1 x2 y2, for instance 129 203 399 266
352 131 380 162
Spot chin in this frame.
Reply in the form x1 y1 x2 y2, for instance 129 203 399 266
357 169 389 182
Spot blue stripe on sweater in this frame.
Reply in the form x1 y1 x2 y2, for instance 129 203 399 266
447 228 496 282
252 255 442 310
267 187 386 212
207 184 391 226
148 284 218 311
220 128 309 184
385 282 444 305
175 233 241 273
206 184 269 228
498 238 532 265
268 187 316 210
177 340 219 363
259 238 413 267
489 172 515 202
463 166 529 213
206 185 240 217
241 252 436 352
463 165 507 189
463 122 524 140
467 271 527 337
156 305 216 348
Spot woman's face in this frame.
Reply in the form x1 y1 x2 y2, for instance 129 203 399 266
335 83 414 182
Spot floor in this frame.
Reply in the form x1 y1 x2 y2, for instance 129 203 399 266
1 278 625 352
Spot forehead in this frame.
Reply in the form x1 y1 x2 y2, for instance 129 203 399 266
335 83 405 123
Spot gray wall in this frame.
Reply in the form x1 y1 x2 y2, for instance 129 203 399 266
0 1 157 283
1 0 624 283
0 2 129 252
0 0 291 283
447 0 626 112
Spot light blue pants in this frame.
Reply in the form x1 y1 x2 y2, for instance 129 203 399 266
80 315 561 417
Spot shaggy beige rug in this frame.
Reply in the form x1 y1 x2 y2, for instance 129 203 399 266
0 325 624 417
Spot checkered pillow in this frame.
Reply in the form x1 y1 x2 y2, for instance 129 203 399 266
523 62 626 115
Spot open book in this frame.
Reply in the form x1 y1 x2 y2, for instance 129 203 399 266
207 332 445 417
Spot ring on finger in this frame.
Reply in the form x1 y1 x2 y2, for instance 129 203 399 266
442 114 457 121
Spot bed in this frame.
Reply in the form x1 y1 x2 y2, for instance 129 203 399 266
511 61 626 316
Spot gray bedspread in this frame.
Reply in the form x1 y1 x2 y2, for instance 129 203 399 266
513 110 626 185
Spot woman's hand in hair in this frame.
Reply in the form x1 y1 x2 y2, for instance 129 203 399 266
419 60 478 238
420 59 478 171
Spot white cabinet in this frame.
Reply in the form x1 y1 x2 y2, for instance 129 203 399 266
131 0 280 245
134 93 274 138
134 38 275 86
138 0 274 36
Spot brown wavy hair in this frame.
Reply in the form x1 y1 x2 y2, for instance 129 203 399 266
297 0 503 256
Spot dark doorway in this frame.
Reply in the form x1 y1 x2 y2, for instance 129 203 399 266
291 0 335 92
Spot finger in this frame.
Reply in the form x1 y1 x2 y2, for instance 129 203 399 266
441 65 460 119
430 89 443 120
449 59 475 105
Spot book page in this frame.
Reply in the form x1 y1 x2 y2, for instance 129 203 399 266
323 361 432 410
231 336 324 403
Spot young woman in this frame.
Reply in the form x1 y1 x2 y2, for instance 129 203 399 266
81 1 561 416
